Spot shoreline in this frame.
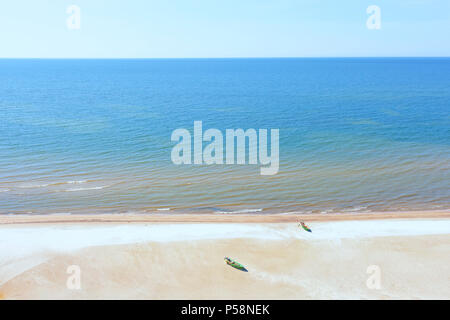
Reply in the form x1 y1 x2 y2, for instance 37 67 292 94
1 209 449 225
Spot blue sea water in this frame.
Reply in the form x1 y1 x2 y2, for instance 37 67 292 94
0 58 449 215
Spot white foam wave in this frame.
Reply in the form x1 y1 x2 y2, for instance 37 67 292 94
67 180 87 184
18 184 49 189
342 206 369 212
65 186 108 192
16 180 88 189
47 212 72 216
217 208 263 214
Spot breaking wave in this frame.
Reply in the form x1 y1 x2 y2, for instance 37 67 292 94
65 186 108 192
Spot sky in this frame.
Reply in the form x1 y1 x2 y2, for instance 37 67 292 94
0 0 449 58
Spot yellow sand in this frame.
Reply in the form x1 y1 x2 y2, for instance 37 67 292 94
1 226 449 299
1 210 449 225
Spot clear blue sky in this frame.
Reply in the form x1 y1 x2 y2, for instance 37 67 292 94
1 0 449 58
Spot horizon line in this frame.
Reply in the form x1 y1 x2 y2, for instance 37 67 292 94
1 56 450 60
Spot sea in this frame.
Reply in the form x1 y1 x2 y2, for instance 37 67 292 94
0 58 449 215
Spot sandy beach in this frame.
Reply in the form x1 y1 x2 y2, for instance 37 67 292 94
0 211 449 300
1 209 449 225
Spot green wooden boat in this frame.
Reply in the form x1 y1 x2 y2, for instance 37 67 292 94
299 221 312 233
224 257 248 272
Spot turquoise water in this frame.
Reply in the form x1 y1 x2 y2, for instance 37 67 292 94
0 58 449 215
